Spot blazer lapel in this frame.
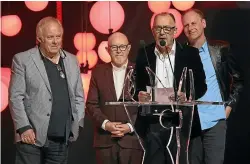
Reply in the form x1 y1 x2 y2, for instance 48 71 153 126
174 42 183 90
207 44 219 69
148 44 157 83
31 47 52 94
105 63 117 101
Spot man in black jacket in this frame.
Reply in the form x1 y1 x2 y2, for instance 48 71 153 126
182 9 244 164
134 12 207 164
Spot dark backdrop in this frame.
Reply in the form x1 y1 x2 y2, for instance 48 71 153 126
1 1 250 164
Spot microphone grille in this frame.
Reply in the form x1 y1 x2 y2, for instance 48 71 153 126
160 40 166 47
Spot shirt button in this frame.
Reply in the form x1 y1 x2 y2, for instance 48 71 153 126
49 98 52 101
47 113 50 116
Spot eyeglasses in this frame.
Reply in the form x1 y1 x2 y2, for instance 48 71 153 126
109 44 130 52
153 26 176 33
56 64 65 79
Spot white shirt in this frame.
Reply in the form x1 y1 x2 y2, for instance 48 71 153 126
112 62 127 100
154 40 176 88
101 60 134 132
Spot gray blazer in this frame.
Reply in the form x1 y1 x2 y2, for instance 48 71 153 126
9 46 85 146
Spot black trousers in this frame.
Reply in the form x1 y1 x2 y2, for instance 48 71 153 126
15 139 69 164
95 143 143 164
189 120 227 164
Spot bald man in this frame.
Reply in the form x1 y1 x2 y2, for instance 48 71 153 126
86 32 143 164
9 16 84 164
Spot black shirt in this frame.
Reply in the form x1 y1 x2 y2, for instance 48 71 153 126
43 56 71 138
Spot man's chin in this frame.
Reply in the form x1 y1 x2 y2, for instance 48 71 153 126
114 60 126 67
189 34 199 40
49 49 60 54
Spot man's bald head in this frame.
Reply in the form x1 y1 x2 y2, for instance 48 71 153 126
106 32 131 67
108 32 129 46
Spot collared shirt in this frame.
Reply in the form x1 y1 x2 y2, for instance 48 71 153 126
154 40 176 88
198 41 226 130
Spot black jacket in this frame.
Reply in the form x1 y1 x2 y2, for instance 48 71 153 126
206 40 244 111
134 41 207 138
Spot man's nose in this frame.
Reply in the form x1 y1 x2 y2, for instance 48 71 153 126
188 25 194 31
116 48 121 53
160 28 165 35
52 38 56 44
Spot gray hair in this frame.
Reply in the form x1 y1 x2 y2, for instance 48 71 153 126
36 16 63 39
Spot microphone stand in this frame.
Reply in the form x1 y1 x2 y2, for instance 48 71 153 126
160 40 184 164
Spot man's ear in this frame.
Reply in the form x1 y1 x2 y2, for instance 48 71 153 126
174 27 177 34
37 36 42 43
127 44 131 51
202 19 206 29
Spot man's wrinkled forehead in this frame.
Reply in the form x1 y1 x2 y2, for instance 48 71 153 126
183 10 203 21
153 15 175 27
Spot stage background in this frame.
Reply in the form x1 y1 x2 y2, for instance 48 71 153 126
1 1 250 164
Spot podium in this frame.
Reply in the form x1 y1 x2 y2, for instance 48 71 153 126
105 66 223 164
105 101 223 164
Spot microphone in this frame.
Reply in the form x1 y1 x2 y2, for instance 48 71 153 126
159 40 178 101
160 40 166 47
140 40 155 102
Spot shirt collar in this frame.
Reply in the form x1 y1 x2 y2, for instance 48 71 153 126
154 39 176 60
111 60 128 71
199 41 208 53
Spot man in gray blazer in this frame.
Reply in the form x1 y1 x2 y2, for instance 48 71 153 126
9 16 85 164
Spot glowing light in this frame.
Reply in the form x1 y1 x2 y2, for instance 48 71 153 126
90 1 125 34
172 1 195 11
0 15 22 37
76 50 98 69
81 71 92 100
148 1 171 14
25 1 48 12
98 41 111 63
1 81 8 112
1 67 11 87
74 32 96 51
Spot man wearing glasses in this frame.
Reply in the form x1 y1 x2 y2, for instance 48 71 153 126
9 16 85 164
86 32 143 164
134 12 207 164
